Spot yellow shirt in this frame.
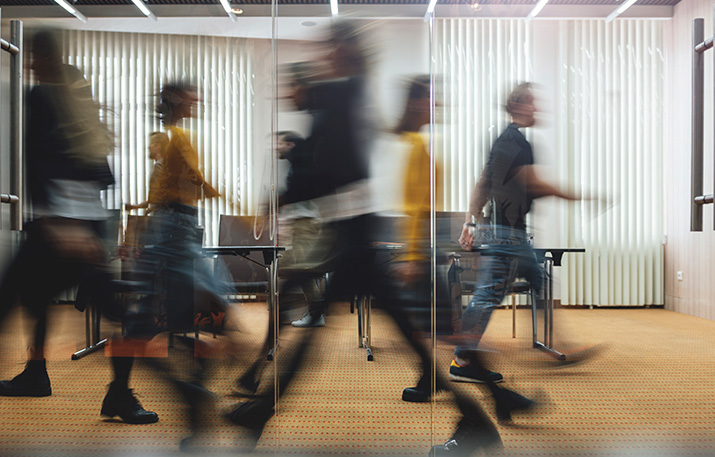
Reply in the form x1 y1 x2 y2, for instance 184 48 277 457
151 126 217 207
400 131 442 262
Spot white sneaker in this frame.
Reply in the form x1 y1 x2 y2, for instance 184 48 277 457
291 314 325 328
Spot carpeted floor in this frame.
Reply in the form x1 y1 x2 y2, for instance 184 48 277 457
1 302 715 457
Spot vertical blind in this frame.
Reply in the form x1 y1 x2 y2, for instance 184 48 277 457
63 30 255 245
435 19 533 212
560 20 664 306
435 19 664 306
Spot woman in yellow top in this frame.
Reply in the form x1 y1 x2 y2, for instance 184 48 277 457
103 84 225 441
388 76 506 457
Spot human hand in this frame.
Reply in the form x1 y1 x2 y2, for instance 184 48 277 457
458 223 474 251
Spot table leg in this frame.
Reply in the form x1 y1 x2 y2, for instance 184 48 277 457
532 256 565 360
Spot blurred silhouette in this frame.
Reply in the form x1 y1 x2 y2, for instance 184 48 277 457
0 29 114 398
274 130 326 327
455 83 581 359
382 75 505 456
120 131 169 261
125 131 169 215
226 20 379 449
102 83 225 437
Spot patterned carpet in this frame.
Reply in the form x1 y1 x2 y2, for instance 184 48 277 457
1 302 715 457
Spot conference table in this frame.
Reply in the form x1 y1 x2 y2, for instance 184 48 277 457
72 245 285 360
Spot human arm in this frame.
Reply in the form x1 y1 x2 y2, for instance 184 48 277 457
458 169 490 250
518 165 580 201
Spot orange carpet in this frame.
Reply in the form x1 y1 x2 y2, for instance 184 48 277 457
1 303 715 456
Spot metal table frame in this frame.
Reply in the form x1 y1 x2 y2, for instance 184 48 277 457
203 246 284 360
451 243 585 361
530 248 585 360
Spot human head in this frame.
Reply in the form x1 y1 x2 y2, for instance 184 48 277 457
275 131 303 160
395 75 431 134
327 21 368 77
156 82 198 125
30 28 65 83
505 82 537 128
148 131 169 161
283 61 316 111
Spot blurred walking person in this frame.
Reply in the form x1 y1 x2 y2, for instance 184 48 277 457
0 29 114 398
101 83 224 435
226 20 377 448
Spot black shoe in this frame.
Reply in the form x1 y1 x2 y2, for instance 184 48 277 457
0 359 52 397
449 360 503 384
402 377 447 403
494 387 535 422
402 386 431 403
101 383 159 424
225 398 274 449
429 416 503 456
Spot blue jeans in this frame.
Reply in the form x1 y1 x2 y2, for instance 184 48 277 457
124 204 230 337
456 227 544 359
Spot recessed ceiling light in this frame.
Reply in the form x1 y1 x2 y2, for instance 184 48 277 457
301 21 317 27
218 0 238 21
231 8 243 14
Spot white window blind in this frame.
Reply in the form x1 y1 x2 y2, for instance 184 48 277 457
435 18 664 306
559 20 664 306
63 30 255 245
435 18 533 212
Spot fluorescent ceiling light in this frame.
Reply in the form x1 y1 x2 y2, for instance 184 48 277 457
53 0 88 23
424 0 438 19
606 0 638 22
330 0 339 16
219 0 238 21
526 0 549 21
130 0 157 21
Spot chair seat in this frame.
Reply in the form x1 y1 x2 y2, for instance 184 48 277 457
229 281 269 294
510 281 531 293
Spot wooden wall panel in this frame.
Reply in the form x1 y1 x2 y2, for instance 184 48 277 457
664 0 715 319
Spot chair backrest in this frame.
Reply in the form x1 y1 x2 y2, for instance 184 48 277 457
217 215 270 282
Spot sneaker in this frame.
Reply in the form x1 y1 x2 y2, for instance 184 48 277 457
291 314 325 328
449 360 503 384
0 359 52 397
101 382 159 424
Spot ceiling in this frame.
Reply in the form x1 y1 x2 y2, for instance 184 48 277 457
0 0 684 4
0 0 681 27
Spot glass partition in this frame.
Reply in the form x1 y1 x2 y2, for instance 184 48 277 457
270 6 436 456
0 3 669 457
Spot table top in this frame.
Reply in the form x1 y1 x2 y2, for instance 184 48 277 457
439 243 585 267
202 245 286 255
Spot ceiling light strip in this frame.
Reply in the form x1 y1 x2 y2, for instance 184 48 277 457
424 0 438 19
330 0 339 16
131 0 157 21
54 0 88 23
219 0 238 21
526 0 549 21
606 0 638 22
